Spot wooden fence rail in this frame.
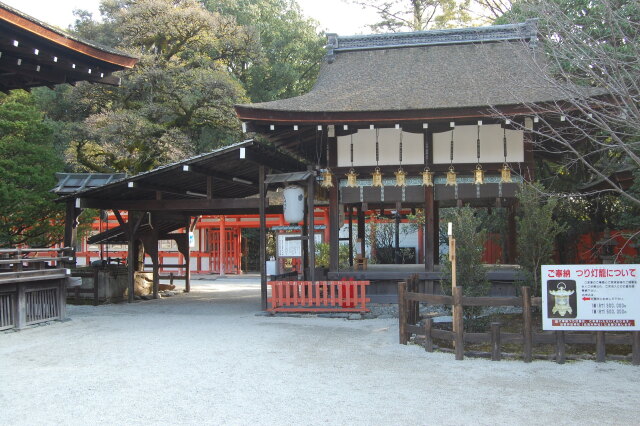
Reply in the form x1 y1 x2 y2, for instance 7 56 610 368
268 280 370 313
398 277 640 364
0 247 71 331
0 247 73 271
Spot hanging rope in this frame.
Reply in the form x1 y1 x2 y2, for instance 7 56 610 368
350 132 354 166
375 128 380 166
399 129 403 164
450 127 454 165
477 124 481 161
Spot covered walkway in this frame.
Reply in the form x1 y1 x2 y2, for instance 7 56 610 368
1 277 639 425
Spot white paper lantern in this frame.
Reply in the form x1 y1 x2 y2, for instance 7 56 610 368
283 185 305 224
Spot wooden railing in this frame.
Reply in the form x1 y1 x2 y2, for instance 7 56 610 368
398 277 640 364
0 247 71 330
268 280 370 313
0 247 73 271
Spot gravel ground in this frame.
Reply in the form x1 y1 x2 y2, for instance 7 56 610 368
1 276 639 425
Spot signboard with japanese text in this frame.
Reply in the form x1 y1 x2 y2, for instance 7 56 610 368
276 233 322 258
541 265 640 330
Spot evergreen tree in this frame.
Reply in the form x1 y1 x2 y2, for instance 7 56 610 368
0 93 64 247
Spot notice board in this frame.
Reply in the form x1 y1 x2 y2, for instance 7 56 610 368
541 264 640 330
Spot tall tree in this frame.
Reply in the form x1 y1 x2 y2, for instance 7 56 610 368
57 0 259 173
0 92 64 247
492 0 640 250
204 0 325 102
349 0 473 32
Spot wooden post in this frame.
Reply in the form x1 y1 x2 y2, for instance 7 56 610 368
522 286 533 363
259 165 267 310
219 216 226 277
555 331 566 364
453 286 464 360
449 235 456 289
15 283 26 330
93 268 100 306
348 205 354 267
632 331 640 365
425 186 435 272
433 201 439 264
58 278 67 320
184 217 191 293
329 183 339 272
424 318 434 352
127 218 136 303
63 200 80 268
395 201 401 264
302 198 309 280
596 331 606 362
307 172 316 283
357 206 365 257
491 322 502 361
398 281 408 344
506 201 518 264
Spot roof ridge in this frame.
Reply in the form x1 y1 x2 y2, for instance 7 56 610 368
326 19 538 62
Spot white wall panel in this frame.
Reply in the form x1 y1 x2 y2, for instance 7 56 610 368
433 124 524 164
337 129 424 167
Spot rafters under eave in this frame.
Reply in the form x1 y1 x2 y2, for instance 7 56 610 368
0 3 138 92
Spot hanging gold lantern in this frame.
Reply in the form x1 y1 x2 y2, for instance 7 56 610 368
446 166 457 186
371 167 383 187
500 163 512 183
474 164 484 185
394 167 406 187
422 168 434 187
346 168 358 187
320 168 334 188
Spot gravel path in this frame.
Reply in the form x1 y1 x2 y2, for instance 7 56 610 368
1 277 639 425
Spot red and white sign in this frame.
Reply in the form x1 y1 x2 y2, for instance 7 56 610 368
541 265 640 331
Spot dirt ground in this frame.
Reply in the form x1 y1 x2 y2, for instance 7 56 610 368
1 276 639 425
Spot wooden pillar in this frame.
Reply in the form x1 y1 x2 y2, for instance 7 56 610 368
308 172 316 283
219 216 226 277
357 206 365 257
151 219 161 299
348 205 354 267
491 322 502 361
395 201 401 264
302 200 309 280
329 184 339 272
522 286 533 362
398 281 408 344
555 331 566 364
596 331 606 362
425 186 435 271
127 219 136 303
184 217 191 293
507 200 518 264
63 200 81 268
259 165 267 310
453 286 464 360
15 283 26 330
433 201 439 264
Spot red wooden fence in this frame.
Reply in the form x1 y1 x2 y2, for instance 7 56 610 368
268 280 370 313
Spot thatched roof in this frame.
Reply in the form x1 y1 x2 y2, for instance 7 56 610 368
235 20 603 122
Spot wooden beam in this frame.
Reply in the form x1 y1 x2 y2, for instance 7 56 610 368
128 181 206 199
79 197 260 211
183 164 256 188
